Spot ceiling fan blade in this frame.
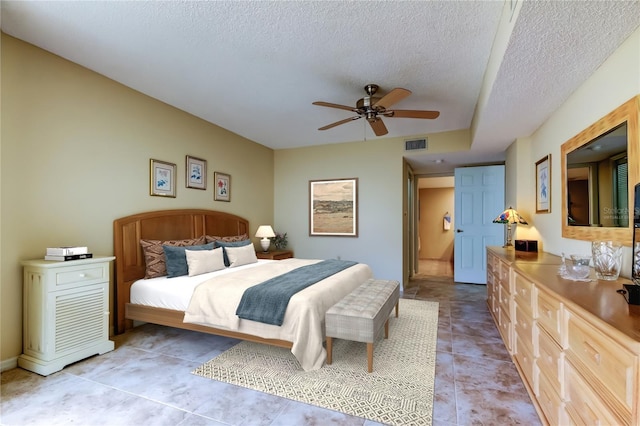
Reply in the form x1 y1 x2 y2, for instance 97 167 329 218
312 101 358 113
318 116 361 131
368 118 388 136
386 109 440 119
373 88 411 109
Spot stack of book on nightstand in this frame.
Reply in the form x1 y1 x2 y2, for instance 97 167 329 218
45 246 92 261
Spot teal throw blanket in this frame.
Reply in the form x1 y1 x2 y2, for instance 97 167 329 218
235 259 358 326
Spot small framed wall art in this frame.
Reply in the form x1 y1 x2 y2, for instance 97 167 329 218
150 159 176 197
214 172 231 202
186 155 207 190
309 177 358 237
535 154 551 213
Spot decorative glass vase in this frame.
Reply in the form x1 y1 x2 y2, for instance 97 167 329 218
591 240 623 281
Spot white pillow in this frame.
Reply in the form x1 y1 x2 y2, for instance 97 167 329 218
225 244 258 268
185 247 226 276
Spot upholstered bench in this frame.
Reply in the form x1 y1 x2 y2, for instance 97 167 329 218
325 279 400 372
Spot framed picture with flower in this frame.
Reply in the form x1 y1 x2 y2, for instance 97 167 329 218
214 172 231 202
150 159 176 197
185 155 206 190
535 154 551 213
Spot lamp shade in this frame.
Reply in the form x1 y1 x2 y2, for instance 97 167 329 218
493 207 528 225
255 225 276 239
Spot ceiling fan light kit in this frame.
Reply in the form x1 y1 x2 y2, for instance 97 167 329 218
313 84 440 136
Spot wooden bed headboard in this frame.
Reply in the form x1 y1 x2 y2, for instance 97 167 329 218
113 209 250 334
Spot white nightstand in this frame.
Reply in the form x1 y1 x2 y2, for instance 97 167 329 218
18 256 115 375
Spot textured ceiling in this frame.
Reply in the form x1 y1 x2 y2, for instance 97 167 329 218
2 1 639 174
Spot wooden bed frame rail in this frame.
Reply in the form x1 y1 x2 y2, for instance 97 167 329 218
125 303 292 348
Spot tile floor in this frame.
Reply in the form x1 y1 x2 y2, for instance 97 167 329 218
1 262 540 425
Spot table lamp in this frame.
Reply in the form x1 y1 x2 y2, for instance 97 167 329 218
255 225 275 252
493 207 528 247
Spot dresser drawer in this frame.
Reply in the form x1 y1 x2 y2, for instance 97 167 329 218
513 272 535 313
537 368 567 426
488 252 498 275
513 301 537 357
498 304 512 351
536 288 562 345
498 284 511 311
537 328 563 397
514 334 537 394
566 311 637 413
565 360 628 426
498 259 510 286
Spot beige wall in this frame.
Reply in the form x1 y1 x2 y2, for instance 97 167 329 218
1 35 274 365
508 25 640 272
418 188 454 261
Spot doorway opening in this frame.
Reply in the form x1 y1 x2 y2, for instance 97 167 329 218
414 175 455 279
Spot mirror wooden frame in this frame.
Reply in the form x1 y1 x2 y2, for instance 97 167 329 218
561 95 639 245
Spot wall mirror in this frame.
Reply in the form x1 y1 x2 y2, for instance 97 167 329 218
633 183 639 281
561 95 639 244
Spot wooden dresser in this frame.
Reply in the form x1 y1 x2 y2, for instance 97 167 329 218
487 247 640 425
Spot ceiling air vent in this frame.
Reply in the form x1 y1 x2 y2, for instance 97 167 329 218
405 138 427 151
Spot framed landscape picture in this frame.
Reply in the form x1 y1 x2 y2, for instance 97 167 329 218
185 155 206 190
214 172 231 202
536 154 551 213
309 178 358 237
150 159 176 197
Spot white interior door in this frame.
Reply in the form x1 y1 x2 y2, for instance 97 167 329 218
454 165 505 284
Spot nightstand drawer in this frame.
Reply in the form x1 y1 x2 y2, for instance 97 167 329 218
54 264 108 288
256 250 293 260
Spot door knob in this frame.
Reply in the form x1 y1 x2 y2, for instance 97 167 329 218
456 229 464 233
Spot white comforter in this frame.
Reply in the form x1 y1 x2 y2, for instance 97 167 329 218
183 258 373 371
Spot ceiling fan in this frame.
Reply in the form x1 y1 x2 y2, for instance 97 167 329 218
312 84 440 136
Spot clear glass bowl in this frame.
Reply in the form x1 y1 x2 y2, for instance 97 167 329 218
569 255 591 279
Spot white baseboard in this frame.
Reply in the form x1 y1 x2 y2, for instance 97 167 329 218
1 356 18 372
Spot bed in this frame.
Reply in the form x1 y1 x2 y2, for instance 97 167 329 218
113 209 373 370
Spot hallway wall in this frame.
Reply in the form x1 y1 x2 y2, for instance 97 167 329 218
419 187 454 261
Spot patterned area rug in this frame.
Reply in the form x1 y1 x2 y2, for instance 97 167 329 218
192 299 439 425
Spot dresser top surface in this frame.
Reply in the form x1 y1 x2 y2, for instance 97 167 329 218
488 247 640 345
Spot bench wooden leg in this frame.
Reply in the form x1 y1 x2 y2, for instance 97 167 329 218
384 318 389 339
367 342 374 373
395 300 399 317
326 336 333 365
